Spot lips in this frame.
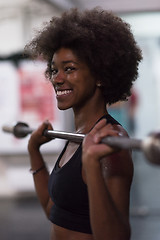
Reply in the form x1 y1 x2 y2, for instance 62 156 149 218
56 89 73 97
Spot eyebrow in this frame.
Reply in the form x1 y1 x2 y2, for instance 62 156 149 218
51 60 79 67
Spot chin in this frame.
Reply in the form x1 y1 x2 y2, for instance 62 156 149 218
57 104 71 111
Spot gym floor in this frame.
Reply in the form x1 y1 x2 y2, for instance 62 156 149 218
0 152 160 240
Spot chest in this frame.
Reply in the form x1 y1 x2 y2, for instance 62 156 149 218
49 143 89 212
59 142 80 167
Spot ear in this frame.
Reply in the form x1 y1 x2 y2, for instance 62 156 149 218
96 82 102 87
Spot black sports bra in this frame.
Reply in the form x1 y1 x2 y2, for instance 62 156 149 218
48 114 120 233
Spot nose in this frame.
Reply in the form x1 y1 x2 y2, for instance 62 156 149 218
51 70 65 86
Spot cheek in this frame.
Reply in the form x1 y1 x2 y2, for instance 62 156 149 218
80 80 97 99
85 76 97 91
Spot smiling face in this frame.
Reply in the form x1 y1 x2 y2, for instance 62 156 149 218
50 48 98 111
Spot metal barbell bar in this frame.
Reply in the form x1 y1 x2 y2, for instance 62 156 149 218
2 121 160 165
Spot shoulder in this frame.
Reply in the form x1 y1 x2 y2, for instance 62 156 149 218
101 124 133 181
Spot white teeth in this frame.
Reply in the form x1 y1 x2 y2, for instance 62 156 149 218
57 90 72 96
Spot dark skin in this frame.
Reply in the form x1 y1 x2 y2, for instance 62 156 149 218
28 48 133 240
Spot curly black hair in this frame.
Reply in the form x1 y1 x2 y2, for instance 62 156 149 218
25 7 142 104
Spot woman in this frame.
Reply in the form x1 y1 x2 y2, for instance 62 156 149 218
26 8 142 240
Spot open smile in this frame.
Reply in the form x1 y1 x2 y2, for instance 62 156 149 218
56 89 73 97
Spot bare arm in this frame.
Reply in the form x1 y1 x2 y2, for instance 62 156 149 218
28 120 54 218
82 119 133 240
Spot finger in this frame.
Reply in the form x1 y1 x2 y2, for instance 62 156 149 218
89 119 107 136
90 144 115 157
93 127 119 144
39 120 52 131
43 120 53 130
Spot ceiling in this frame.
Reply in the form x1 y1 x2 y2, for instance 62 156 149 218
0 0 160 55
46 0 160 13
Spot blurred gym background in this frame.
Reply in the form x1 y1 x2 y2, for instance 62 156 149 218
0 0 160 239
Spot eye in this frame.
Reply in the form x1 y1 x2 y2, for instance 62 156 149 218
65 66 76 73
51 68 58 75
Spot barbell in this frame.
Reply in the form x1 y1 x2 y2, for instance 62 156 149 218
2 121 160 165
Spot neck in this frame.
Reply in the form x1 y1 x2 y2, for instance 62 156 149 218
73 92 108 134
74 111 108 134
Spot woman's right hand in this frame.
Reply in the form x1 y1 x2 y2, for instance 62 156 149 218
28 120 53 152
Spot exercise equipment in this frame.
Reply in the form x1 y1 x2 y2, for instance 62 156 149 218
2 121 160 165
